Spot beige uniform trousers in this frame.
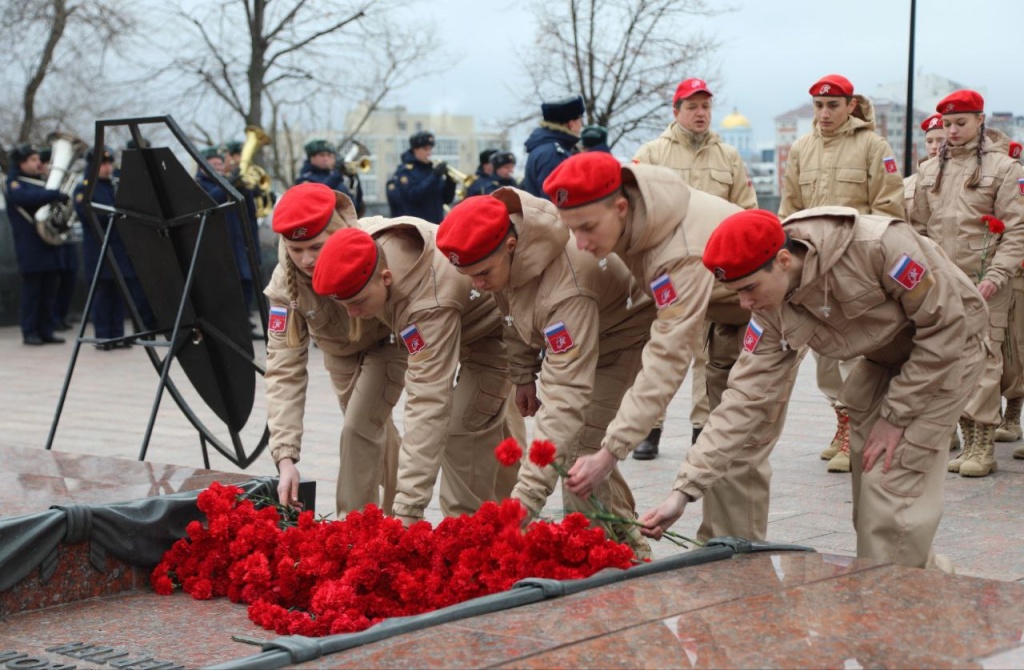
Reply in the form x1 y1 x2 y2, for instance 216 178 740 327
698 322 801 542
690 322 711 427
325 344 407 516
432 337 513 518
964 285 1011 426
814 353 860 407
842 339 986 568
1000 276 1024 399
512 345 648 556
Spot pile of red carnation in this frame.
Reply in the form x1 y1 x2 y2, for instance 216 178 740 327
151 482 636 636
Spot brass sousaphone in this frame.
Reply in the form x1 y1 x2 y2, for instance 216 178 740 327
34 131 88 245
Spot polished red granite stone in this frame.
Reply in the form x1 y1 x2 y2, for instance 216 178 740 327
0 444 257 619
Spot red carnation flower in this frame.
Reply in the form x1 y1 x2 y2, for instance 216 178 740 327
982 215 1006 235
494 437 523 466
529 439 557 467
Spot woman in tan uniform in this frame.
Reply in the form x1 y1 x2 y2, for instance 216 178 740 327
266 183 406 516
779 74 907 474
909 89 1024 477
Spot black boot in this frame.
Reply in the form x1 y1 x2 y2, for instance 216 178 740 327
633 427 662 460
692 426 703 445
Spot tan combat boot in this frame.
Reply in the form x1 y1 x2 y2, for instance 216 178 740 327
948 418 975 473
820 408 849 460
995 397 1023 442
826 413 851 473
960 423 998 477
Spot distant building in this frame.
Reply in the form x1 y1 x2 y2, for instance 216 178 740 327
875 73 976 118
719 109 756 162
337 103 508 205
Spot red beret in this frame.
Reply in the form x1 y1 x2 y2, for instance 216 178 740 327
436 196 511 267
1010 142 1022 160
937 89 984 115
921 114 944 132
703 210 786 282
272 183 335 240
673 78 713 105
543 152 622 209
809 74 854 98
311 228 378 299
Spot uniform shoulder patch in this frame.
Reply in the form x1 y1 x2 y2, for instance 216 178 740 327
888 253 926 290
268 305 288 334
400 323 427 354
543 321 575 354
650 273 678 309
555 143 567 155
883 156 898 174
743 319 764 353
1018 177 1024 196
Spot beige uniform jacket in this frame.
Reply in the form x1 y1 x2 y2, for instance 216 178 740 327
779 96 905 220
672 207 989 499
362 217 507 468
908 129 1024 290
601 164 745 459
264 246 394 465
487 187 655 454
633 124 758 209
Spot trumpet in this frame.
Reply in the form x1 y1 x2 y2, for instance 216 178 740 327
341 140 372 176
435 161 476 199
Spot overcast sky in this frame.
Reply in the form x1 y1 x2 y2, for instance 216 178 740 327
393 0 1024 151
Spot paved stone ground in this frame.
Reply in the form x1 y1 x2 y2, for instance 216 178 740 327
3 324 1023 581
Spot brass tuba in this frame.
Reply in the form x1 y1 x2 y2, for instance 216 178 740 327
237 125 274 217
341 140 372 176
34 131 88 246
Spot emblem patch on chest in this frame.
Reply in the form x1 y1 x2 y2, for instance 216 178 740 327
400 323 427 354
743 319 764 353
650 273 678 309
889 254 926 290
883 156 898 174
543 321 576 354
268 306 288 334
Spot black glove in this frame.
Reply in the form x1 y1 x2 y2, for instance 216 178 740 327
57 192 71 204
432 161 448 177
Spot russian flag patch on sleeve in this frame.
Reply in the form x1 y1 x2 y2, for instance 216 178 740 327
888 253 926 290
543 321 576 354
1018 177 1024 196
400 323 427 354
743 319 764 353
883 156 898 174
268 306 288 334
650 273 679 309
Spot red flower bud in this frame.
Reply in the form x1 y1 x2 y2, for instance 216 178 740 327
983 215 1006 235
528 439 557 467
493 437 522 466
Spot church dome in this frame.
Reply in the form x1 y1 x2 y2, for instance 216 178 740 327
720 109 751 129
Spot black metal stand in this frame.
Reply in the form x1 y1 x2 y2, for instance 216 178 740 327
45 115 270 469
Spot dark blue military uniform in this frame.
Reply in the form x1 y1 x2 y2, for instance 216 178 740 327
76 173 132 341
392 149 455 224
196 171 256 313
520 127 579 199
5 169 66 343
294 160 360 209
465 173 517 197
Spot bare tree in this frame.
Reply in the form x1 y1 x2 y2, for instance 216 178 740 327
520 0 728 148
168 0 445 184
0 0 137 153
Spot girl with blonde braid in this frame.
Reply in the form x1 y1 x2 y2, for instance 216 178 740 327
909 89 1024 477
265 183 407 514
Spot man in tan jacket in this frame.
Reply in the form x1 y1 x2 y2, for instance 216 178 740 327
544 152 793 542
265 184 407 517
631 77 758 460
779 74 908 473
435 190 657 557
641 207 988 569
312 220 513 524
